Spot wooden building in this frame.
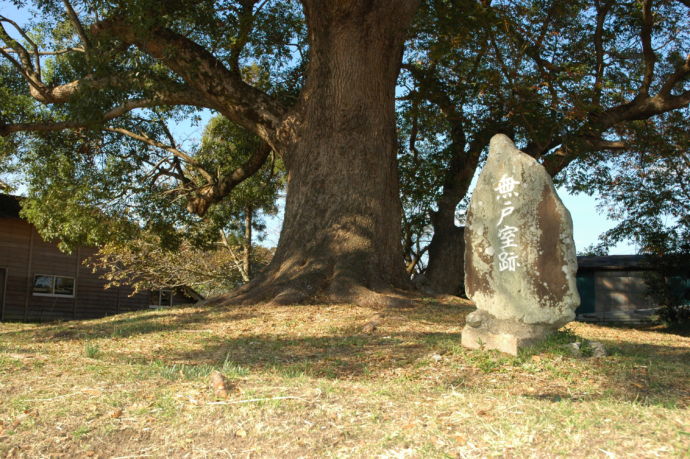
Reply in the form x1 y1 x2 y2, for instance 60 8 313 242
0 194 201 322
575 255 689 322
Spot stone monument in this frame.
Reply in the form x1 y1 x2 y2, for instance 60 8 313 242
461 134 580 355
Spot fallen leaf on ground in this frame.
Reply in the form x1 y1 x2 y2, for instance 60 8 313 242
453 435 467 445
211 370 231 398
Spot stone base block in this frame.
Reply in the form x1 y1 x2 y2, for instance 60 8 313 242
461 325 540 356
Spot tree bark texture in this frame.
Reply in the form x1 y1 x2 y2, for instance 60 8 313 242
1 0 421 307
422 136 485 296
228 1 420 306
425 220 465 296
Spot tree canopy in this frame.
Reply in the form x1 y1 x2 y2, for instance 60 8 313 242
397 0 690 293
1 0 688 303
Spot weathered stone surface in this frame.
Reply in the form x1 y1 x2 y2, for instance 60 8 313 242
462 134 580 355
589 341 607 358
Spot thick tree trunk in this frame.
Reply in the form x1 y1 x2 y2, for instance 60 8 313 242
422 139 483 296
226 1 420 307
424 213 466 296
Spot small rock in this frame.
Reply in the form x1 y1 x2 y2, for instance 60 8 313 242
430 354 442 362
465 311 484 328
235 429 247 438
589 341 607 358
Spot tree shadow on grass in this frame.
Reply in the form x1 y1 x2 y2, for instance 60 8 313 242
514 331 690 408
389 299 474 325
597 321 690 337
0 304 257 342
160 330 457 379
2 300 688 408
152 324 690 408
0 294 473 343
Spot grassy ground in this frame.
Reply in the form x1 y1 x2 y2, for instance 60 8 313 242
1 299 688 458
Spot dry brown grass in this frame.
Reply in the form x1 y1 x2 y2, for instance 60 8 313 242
1 299 689 458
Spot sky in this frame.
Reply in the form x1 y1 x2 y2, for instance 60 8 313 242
0 1 637 255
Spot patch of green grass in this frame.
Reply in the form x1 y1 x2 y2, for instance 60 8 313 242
145 354 250 381
317 381 340 396
0 355 22 372
519 329 584 357
277 362 311 379
579 340 594 357
72 425 91 439
462 349 516 373
10 397 30 413
84 342 101 359
150 361 210 380
152 395 179 419
219 354 252 377
419 332 463 354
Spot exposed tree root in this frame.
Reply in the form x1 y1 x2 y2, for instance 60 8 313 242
198 270 434 310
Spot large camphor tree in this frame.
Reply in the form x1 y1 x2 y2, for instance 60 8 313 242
0 0 421 306
2 0 688 304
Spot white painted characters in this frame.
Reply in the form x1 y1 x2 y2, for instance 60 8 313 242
494 175 520 197
497 225 519 249
494 174 521 272
496 204 515 226
498 251 519 272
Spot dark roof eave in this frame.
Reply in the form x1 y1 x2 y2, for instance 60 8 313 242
577 255 654 271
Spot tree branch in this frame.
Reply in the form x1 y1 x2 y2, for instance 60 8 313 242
90 16 288 148
659 53 690 96
640 0 656 95
1 47 85 55
62 0 91 50
542 136 627 177
0 91 209 136
103 127 213 182
0 16 39 72
229 0 259 73
0 20 43 89
186 143 272 216
592 0 614 105
542 83 690 176
406 244 429 274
